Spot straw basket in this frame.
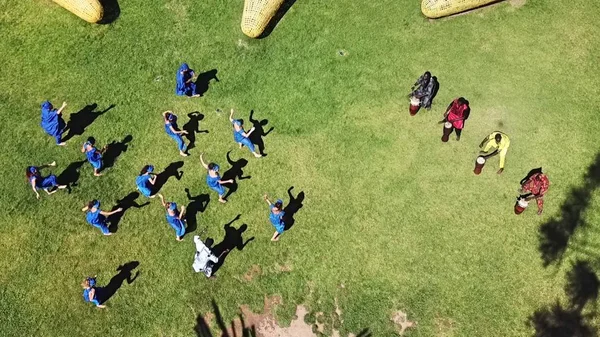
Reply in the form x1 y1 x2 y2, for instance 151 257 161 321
421 0 498 18
241 0 284 38
53 0 104 23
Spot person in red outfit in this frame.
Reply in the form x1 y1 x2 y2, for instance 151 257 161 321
519 171 550 215
442 97 470 141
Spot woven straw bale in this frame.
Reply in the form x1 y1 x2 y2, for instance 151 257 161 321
421 0 498 18
53 0 104 23
241 0 285 38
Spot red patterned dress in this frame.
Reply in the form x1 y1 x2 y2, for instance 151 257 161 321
521 173 550 213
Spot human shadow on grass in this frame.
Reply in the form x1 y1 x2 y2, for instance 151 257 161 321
283 186 305 231
107 192 150 233
97 0 120 24
195 69 219 97
538 153 600 266
183 112 209 151
222 151 251 200
152 161 184 194
97 261 139 305
249 110 274 156
208 214 254 276
184 188 210 234
63 103 115 142
194 299 257 337
258 0 297 38
57 160 86 192
102 134 132 171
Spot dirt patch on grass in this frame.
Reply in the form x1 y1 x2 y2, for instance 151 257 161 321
391 310 416 335
244 264 262 281
509 0 526 8
276 263 293 273
235 298 316 337
434 316 456 337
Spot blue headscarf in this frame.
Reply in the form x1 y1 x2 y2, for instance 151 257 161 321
168 202 177 211
41 101 52 111
40 101 61 135
92 200 101 208
147 165 154 173
167 113 177 122
233 119 242 126
212 164 220 172
179 63 190 72
28 166 37 174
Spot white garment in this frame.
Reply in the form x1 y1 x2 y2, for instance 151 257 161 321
192 236 219 276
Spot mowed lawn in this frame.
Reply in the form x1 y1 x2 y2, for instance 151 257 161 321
1 0 600 336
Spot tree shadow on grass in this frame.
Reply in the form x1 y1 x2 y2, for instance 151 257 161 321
248 110 274 156
183 112 209 151
209 214 254 276
98 0 120 24
102 135 132 170
57 160 86 192
97 261 139 305
63 104 115 142
153 161 184 194
195 299 257 337
283 186 305 231
184 188 210 235
222 152 250 201
538 153 600 267
258 0 297 39
107 191 150 233
528 301 596 337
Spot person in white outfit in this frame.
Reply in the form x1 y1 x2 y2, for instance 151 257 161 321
192 236 228 278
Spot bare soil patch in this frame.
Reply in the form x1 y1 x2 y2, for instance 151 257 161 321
391 310 416 335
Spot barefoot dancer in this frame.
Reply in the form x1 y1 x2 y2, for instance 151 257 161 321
26 162 67 199
264 194 285 241
136 165 162 199
163 111 189 157
40 101 67 145
229 109 261 158
159 195 186 241
82 277 105 308
81 200 122 235
199 153 233 204
81 139 105 176
175 63 199 97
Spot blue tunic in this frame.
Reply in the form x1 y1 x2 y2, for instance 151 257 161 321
269 206 285 234
40 105 65 137
175 63 196 96
85 147 103 169
233 122 256 152
136 174 153 197
165 121 186 151
206 173 225 195
86 208 110 234
30 174 58 190
166 210 186 237
83 287 101 306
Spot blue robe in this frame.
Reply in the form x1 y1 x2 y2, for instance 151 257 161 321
30 174 58 190
166 210 186 238
206 173 225 195
136 174 153 197
40 102 65 143
165 120 186 151
175 63 197 96
269 205 285 234
86 208 110 234
85 147 103 170
233 124 256 153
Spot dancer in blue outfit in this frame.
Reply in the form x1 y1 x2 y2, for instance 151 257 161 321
163 111 189 157
82 276 105 308
136 165 162 199
200 153 233 204
26 162 67 199
229 109 261 158
175 63 199 97
264 194 285 241
40 101 67 145
81 140 105 176
81 200 122 235
159 195 186 241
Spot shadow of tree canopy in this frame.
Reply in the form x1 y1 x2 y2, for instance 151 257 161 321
194 299 256 337
528 301 596 337
538 153 600 266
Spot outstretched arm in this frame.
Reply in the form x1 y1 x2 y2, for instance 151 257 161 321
263 194 272 206
100 208 123 216
229 109 235 122
242 127 255 138
199 153 209 170
56 102 67 115
81 205 90 212
31 180 40 199
158 194 166 207
39 161 57 170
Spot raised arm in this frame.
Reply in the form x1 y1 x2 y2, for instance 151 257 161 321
158 194 166 207
179 205 186 219
199 153 209 170
263 194 272 206
81 205 90 212
56 102 67 115
229 109 235 122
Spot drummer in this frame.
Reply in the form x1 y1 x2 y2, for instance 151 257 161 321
410 71 438 110
443 97 470 141
479 131 510 174
519 170 550 215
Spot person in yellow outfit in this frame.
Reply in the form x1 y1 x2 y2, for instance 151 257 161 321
479 131 510 174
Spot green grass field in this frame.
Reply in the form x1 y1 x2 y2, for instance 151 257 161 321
1 0 600 336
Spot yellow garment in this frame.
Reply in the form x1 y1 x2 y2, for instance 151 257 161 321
483 132 510 168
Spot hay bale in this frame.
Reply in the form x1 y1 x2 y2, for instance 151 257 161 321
53 0 104 23
421 0 499 18
241 0 285 38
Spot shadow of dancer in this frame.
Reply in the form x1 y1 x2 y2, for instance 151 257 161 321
102 135 133 170
57 160 86 192
249 110 274 156
210 214 254 275
63 104 115 142
107 192 150 233
194 69 219 97
283 186 305 230
96 261 140 305
185 188 210 234
153 161 184 194
98 0 120 24
222 151 250 200
194 299 257 337
183 112 209 151
538 153 600 266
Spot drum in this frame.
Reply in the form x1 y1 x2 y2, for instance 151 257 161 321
409 96 421 116
473 156 485 175
514 198 529 215
441 121 452 142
